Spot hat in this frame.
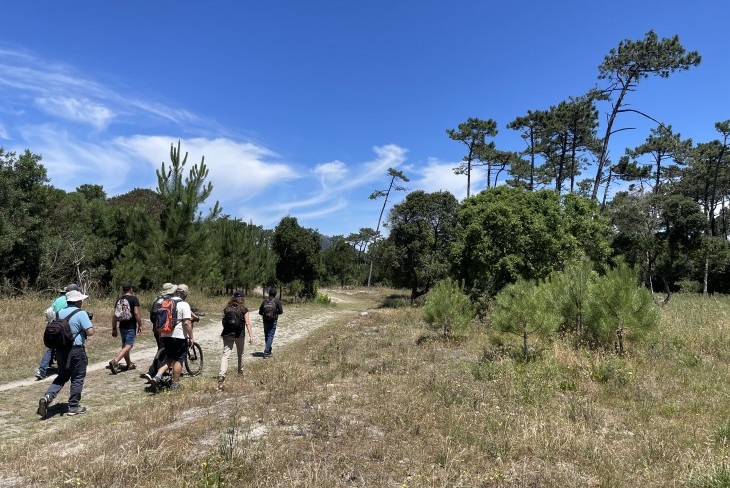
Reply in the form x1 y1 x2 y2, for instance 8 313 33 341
161 283 177 295
65 290 88 302
58 283 80 293
233 290 245 298
177 284 189 294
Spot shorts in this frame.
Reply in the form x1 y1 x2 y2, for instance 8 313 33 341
162 337 188 363
120 326 136 346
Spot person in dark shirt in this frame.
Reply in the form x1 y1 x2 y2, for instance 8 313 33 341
258 286 283 358
109 283 142 374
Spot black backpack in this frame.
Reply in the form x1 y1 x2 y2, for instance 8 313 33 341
44 309 83 350
222 305 244 336
262 299 277 321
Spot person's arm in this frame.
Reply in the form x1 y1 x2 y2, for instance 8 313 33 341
277 299 283 315
244 312 253 344
81 312 95 337
258 302 264 315
134 303 142 333
111 314 118 337
183 319 193 344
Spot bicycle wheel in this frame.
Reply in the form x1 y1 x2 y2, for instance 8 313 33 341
184 342 203 376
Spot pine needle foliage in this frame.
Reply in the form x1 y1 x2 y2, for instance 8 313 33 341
422 278 473 339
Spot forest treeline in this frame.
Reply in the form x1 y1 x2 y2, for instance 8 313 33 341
0 31 728 299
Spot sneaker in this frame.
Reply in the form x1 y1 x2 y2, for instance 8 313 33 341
169 383 183 391
67 405 87 416
143 373 154 382
37 395 51 417
126 362 136 371
34 370 46 381
237 370 244 375
109 360 119 375
217 375 225 383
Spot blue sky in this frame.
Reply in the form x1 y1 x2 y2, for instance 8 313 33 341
1 1 728 237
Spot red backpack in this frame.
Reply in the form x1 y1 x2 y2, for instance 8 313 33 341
153 298 178 334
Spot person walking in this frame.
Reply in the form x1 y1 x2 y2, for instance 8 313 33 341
148 283 193 391
109 283 143 374
37 289 95 417
218 291 253 383
35 283 80 380
258 286 283 358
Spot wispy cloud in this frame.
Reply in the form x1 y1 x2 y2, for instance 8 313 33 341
0 45 417 235
411 157 476 200
35 96 114 130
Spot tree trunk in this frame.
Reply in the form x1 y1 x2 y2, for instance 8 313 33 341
523 329 529 360
703 255 709 296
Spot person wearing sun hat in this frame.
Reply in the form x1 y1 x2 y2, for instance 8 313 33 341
35 283 81 380
37 288 95 418
148 283 192 391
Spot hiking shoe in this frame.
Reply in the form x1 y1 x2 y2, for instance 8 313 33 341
143 373 154 382
67 405 87 416
109 360 119 374
126 362 136 371
169 383 183 391
217 375 225 383
34 370 46 381
37 395 51 417
237 369 244 375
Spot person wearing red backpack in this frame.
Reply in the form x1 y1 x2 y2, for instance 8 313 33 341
148 283 193 391
37 289 95 418
109 283 142 374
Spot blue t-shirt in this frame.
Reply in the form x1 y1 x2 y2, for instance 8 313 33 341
59 306 93 346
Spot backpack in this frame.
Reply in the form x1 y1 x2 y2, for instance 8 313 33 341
222 305 244 335
153 297 178 334
114 297 133 321
262 299 277 321
44 309 83 350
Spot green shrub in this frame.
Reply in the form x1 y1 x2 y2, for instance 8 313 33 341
585 261 659 352
422 278 473 338
490 278 561 359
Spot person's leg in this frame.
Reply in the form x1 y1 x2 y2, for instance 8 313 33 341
171 360 183 383
264 321 277 355
219 337 233 378
67 349 88 409
36 348 53 378
44 350 71 402
170 338 187 384
235 336 245 373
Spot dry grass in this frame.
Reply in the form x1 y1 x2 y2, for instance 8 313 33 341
0 291 728 487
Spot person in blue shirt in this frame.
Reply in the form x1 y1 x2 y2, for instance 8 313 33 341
35 283 80 380
37 289 95 417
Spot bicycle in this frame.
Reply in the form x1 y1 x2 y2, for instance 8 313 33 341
184 340 203 376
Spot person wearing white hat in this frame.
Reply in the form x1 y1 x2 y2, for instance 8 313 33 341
34 283 80 380
37 289 95 417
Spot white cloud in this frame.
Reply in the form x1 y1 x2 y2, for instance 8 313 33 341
35 96 114 130
412 157 481 200
16 124 140 192
313 160 347 184
114 135 299 205
0 123 9 140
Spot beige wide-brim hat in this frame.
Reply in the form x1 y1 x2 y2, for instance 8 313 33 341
161 283 178 295
177 284 189 294
65 290 89 302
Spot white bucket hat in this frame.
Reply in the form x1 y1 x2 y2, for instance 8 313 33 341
65 290 89 302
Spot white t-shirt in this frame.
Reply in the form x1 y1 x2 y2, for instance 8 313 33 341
160 297 192 339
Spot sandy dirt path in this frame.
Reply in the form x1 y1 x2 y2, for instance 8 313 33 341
0 289 374 445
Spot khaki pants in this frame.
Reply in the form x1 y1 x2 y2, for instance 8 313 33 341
219 335 246 377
